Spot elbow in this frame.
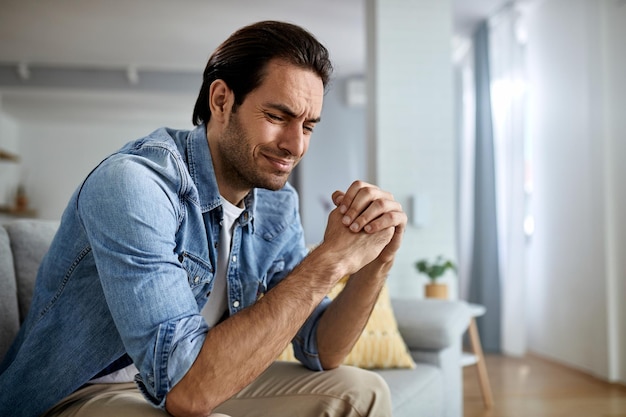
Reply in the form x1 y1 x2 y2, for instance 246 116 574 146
165 387 218 417
319 353 345 371
321 362 341 371
166 401 216 417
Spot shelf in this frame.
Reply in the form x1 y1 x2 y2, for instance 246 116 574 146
0 206 37 218
0 149 20 162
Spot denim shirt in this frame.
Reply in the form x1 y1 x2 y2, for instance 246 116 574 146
0 125 329 417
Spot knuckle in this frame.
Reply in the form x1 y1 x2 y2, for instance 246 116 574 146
346 206 359 218
372 199 386 210
365 186 378 197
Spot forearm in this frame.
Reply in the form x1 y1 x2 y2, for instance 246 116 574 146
167 197 399 416
316 262 391 369
165 247 347 417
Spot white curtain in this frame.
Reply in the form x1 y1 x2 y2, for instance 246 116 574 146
456 3 530 356
488 4 529 357
454 37 475 304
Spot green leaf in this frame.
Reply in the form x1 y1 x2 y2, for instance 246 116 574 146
413 255 457 282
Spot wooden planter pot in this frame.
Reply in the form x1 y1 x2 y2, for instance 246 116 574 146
425 283 448 299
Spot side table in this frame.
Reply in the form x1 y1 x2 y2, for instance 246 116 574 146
461 303 494 408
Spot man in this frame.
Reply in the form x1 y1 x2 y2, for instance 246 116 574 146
0 21 407 417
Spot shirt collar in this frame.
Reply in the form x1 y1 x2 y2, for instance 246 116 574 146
185 125 256 230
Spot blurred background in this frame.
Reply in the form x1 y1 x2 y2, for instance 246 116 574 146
0 0 624 388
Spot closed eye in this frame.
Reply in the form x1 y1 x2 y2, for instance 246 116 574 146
264 108 317 135
265 112 284 122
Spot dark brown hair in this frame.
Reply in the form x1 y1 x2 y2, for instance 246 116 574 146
192 20 333 126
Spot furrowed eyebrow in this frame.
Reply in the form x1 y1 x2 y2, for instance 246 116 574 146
264 102 321 124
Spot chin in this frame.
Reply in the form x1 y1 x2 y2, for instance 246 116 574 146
248 168 291 191
258 176 289 191
261 182 288 191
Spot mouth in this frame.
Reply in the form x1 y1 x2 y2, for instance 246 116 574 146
263 153 295 173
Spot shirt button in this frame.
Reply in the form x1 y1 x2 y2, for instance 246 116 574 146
193 276 200 284
232 255 237 262
233 300 240 308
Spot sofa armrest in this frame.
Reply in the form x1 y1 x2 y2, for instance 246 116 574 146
391 298 471 417
4 219 60 322
391 298 471 351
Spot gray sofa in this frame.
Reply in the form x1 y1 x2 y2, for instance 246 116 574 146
0 219 471 417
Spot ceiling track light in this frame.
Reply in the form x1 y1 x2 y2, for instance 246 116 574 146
17 63 30 81
126 66 139 85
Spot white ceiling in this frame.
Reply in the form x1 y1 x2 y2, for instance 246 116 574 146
0 0 367 76
0 0 508 77
0 0 508 124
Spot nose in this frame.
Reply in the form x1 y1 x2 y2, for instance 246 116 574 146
277 122 307 157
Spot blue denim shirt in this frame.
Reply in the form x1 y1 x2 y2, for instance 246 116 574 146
0 125 329 417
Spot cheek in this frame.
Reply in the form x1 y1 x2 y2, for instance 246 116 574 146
301 137 311 155
244 114 273 139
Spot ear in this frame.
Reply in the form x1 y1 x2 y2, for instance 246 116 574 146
208 79 234 123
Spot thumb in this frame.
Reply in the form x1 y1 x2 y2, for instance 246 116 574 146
332 191 345 207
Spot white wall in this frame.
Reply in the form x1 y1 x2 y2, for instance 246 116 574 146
21 122 159 219
4 83 364 234
366 0 457 299
3 90 193 220
600 0 626 384
525 0 625 383
299 77 367 245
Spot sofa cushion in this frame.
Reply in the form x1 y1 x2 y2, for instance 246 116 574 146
0 226 19 360
376 363 443 417
4 220 59 322
277 282 415 369
392 298 470 350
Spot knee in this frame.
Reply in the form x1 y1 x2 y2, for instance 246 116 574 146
337 366 389 393
330 366 392 415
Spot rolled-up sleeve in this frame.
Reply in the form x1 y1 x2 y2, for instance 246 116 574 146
77 148 206 407
291 295 331 371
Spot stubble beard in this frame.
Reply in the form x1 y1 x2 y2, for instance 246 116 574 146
218 112 293 192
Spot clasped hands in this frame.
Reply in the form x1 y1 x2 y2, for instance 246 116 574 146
323 181 407 276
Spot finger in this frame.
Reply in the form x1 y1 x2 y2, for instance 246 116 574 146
336 180 371 215
331 191 345 206
381 224 407 260
345 198 390 232
350 202 406 233
342 188 394 229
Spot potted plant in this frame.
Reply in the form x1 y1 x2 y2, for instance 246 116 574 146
415 255 456 299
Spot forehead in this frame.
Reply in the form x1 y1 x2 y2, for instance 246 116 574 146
250 60 324 117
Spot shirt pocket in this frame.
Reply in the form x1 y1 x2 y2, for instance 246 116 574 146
178 252 214 301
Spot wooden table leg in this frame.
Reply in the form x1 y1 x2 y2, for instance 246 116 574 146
468 317 494 408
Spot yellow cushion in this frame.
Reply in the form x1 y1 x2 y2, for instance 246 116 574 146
276 279 416 369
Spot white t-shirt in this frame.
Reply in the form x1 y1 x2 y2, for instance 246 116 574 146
201 197 244 327
89 196 243 384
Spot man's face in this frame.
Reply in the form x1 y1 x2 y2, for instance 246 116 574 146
214 60 324 196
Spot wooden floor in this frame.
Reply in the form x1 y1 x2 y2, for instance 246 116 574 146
463 354 626 417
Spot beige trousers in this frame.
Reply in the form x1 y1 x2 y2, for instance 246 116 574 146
45 361 392 417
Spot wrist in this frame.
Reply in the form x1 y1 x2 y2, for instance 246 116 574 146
305 242 353 283
354 259 393 281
